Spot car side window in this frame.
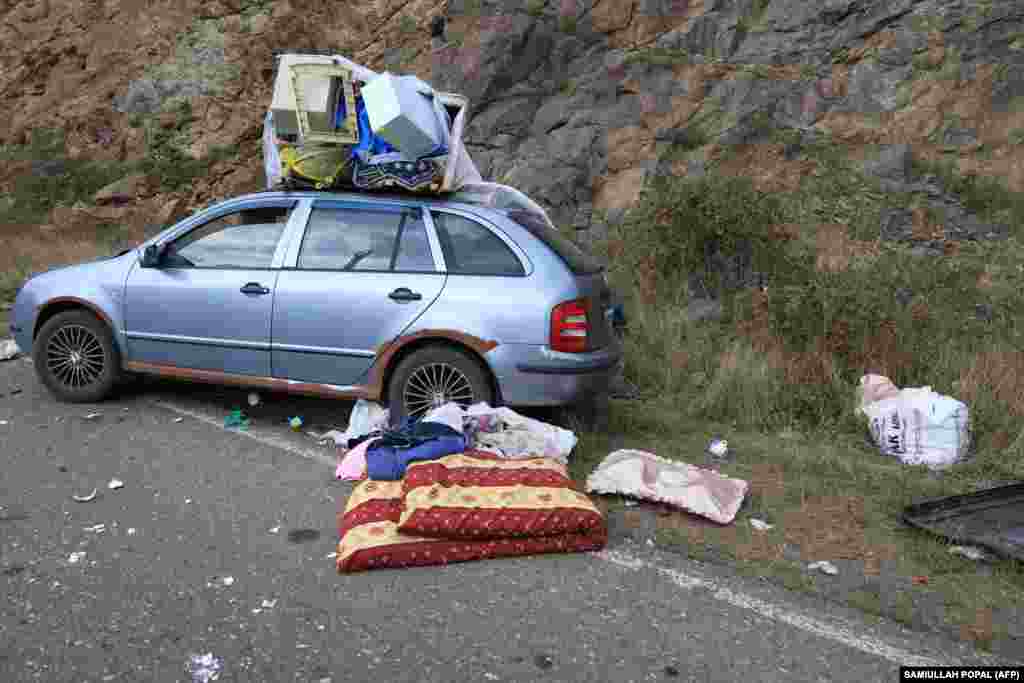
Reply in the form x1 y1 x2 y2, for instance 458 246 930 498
167 206 291 269
430 211 524 276
298 206 434 272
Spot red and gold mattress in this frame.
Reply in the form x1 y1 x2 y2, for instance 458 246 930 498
336 452 607 573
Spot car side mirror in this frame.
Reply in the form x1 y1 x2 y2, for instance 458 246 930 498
140 244 165 268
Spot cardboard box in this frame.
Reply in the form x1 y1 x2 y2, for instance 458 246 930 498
361 73 445 159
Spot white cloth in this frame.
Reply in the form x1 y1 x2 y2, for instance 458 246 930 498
587 449 749 524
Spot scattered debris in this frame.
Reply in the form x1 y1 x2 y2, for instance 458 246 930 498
84 524 106 533
72 489 98 503
107 478 124 490
83 412 103 421
268 526 281 534
949 545 986 561
707 438 729 458
67 552 86 564
289 416 303 431
260 599 277 609
912 575 929 585
0 339 19 361
247 392 261 407
174 417 185 423
287 528 321 544
221 576 235 587
749 519 774 531
187 653 224 683
223 409 250 431
184 497 193 504
807 560 839 576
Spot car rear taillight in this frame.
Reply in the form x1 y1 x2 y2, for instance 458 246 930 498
550 299 589 353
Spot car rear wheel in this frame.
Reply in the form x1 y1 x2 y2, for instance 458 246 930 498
387 345 494 424
32 310 120 403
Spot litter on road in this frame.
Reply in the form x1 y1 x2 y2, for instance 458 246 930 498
268 526 281 534
223 409 250 431
67 552 86 565
587 449 749 524
750 519 774 531
72 489 98 503
0 339 19 361
807 560 839 576
83 412 102 421
84 524 106 533
187 653 224 683
107 478 124 490
174 417 185 423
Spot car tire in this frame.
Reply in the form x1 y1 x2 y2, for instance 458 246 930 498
387 345 494 425
32 310 121 403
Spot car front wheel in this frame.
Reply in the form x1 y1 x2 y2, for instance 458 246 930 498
387 345 494 424
32 310 120 403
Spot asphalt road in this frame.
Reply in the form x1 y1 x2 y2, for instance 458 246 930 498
0 352 1017 683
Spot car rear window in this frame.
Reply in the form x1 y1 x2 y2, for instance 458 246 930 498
451 184 605 275
505 210 605 276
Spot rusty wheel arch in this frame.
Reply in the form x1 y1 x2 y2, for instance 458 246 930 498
33 297 114 341
372 331 502 406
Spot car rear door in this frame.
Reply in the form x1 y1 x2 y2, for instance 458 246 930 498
270 199 447 386
123 199 299 377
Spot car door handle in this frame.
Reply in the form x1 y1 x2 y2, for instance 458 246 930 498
240 282 271 295
388 287 422 302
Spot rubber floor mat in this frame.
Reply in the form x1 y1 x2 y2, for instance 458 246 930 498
903 483 1024 561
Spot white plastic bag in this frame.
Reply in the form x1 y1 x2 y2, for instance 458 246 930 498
332 400 389 446
860 383 970 469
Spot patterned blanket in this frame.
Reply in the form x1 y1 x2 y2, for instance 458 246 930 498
336 452 607 573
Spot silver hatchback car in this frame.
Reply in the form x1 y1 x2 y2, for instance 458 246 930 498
10 183 622 422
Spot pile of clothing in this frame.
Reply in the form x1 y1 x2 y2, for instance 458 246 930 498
334 402 606 573
336 401 578 482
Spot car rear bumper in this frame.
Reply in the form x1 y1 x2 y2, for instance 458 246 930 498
491 343 622 407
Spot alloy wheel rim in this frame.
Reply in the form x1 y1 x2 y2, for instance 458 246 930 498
403 362 475 418
46 324 105 390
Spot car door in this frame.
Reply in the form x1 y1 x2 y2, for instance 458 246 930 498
123 200 297 377
271 200 447 386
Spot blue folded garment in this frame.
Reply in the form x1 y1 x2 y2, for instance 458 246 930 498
366 435 467 481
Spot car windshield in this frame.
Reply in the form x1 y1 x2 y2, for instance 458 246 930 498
450 184 605 275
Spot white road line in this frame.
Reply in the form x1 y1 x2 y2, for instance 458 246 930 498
151 399 338 469
594 549 1015 669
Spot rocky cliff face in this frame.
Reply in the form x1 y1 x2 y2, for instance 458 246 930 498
2 0 1022 255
